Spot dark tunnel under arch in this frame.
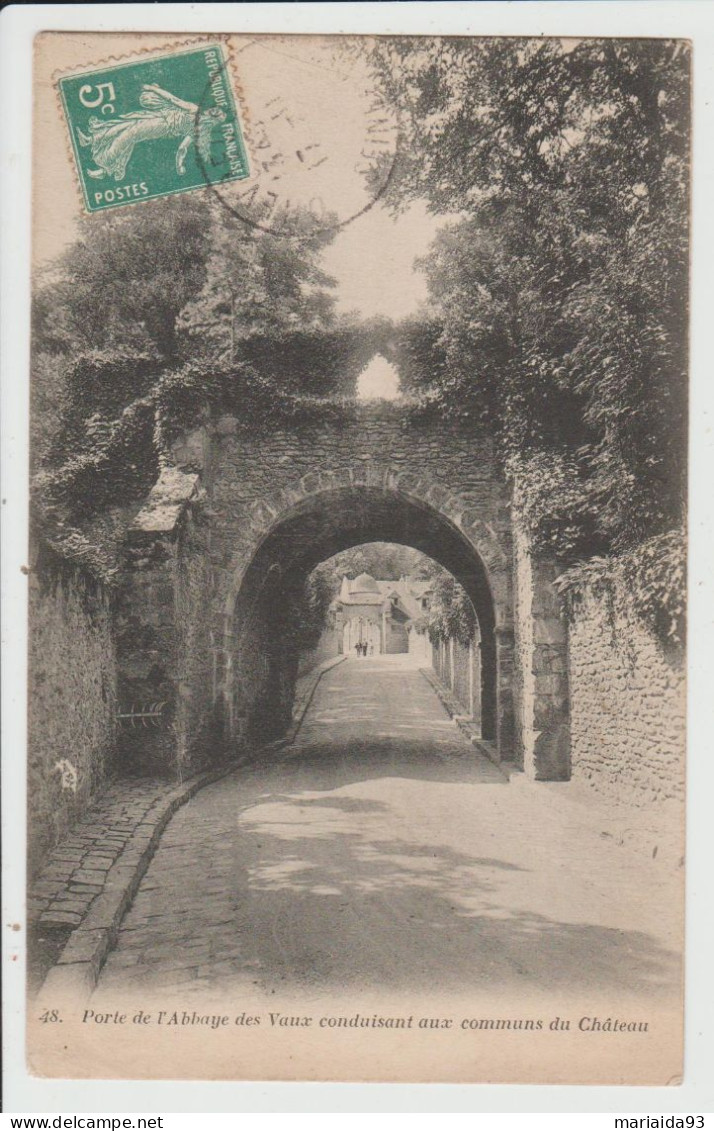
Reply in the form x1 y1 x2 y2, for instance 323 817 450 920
225 485 504 744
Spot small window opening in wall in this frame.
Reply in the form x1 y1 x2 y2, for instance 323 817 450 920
356 354 401 402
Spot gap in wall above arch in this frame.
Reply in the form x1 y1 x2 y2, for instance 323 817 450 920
356 354 401 402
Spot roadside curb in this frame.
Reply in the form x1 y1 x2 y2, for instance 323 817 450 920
418 666 505 774
36 759 242 1006
269 654 347 751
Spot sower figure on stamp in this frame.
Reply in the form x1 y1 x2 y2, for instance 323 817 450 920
78 83 226 181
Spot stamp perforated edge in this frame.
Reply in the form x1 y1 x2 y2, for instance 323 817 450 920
48 33 256 214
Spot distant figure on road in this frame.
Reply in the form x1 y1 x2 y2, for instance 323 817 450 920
354 643 361 657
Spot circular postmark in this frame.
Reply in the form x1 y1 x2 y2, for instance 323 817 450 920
194 36 400 239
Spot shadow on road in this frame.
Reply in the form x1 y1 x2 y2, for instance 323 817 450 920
226 806 679 997
97 748 681 1003
265 737 507 788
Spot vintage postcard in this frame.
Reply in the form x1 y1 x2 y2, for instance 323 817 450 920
15 19 692 1089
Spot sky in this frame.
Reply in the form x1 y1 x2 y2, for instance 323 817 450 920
322 200 447 321
33 33 449 325
356 353 401 400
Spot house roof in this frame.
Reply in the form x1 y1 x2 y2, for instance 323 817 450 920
337 574 434 616
339 593 385 606
352 572 380 594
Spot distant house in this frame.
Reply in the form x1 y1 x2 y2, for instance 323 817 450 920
332 573 433 657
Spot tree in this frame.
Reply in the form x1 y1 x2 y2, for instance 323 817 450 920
33 195 213 362
31 195 343 545
177 202 339 362
368 38 689 566
312 543 438 586
424 573 477 647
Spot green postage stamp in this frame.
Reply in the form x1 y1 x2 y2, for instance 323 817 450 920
58 43 250 211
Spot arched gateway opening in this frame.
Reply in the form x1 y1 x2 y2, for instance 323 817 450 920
221 484 513 757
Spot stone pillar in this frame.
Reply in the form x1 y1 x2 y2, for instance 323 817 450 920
513 515 570 780
116 533 180 776
495 627 515 760
471 630 482 735
114 467 210 778
468 640 474 717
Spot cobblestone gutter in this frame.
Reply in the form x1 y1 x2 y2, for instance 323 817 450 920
30 656 348 1002
30 764 242 1002
29 779 176 929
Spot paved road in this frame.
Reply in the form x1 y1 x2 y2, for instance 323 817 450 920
93 656 682 1003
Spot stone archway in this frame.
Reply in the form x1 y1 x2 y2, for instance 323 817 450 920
219 476 513 757
221 462 512 627
116 405 570 782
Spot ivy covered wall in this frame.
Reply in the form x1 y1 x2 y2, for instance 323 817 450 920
28 549 118 876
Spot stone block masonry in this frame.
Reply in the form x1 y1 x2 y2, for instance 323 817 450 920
28 549 117 878
568 584 685 805
27 391 687 858
432 635 481 731
115 468 218 778
28 399 686 824
512 516 570 781
176 403 516 762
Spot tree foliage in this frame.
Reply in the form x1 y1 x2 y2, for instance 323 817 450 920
176 202 339 361
32 193 403 556
31 196 366 560
313 542 436 584
33 197 213 362
369 38 688 571
423 573 477 648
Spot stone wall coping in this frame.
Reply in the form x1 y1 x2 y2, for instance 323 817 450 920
128 467 200 537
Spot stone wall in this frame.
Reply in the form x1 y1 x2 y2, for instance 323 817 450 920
28 553 117 877
115 468 221 776
384 619 409 654
170 403 516 755
432 636 480 727
174 510 218 773
198 405 512 621
568 584 685 804
407 626 431 663
298 627 340 676
113 406 652 781
451 638 472 714
432 638 448 687
512 517 570 779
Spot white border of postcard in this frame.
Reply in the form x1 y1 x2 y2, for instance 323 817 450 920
2 1 713 1116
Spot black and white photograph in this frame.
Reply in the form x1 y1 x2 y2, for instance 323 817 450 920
4 13 700 1092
